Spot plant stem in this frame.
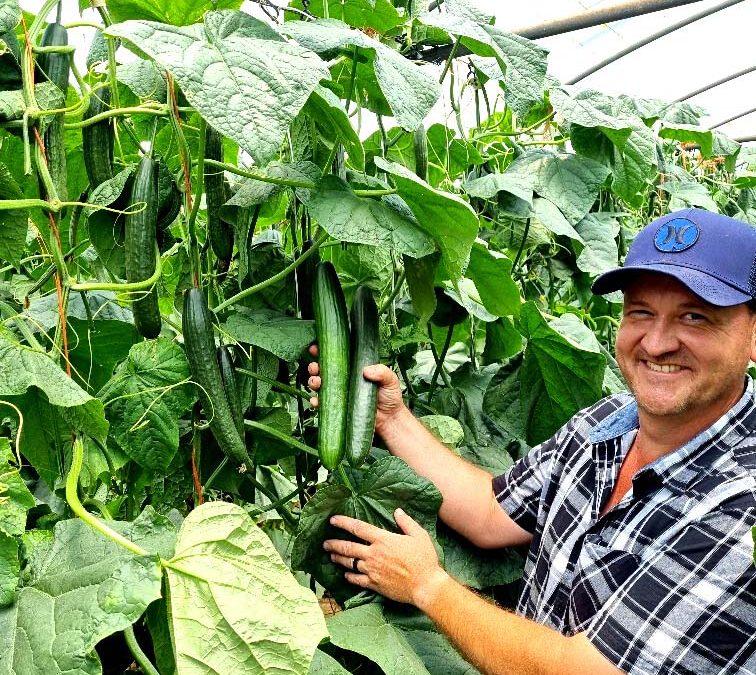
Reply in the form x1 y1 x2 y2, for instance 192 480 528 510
338 464 356 494
236 368 310 400
512 218 531 271
203 457 229 491
244 419 319 457
66 437 149 557
124 625 162 675
379 268 406 313
428 323 454 403
64 105 167 129
68 245 164 292
214 230 328 312
438 37 460 84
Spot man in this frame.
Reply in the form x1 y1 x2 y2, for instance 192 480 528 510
309 208 756 674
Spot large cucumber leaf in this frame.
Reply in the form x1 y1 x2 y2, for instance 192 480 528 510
163 501 327 675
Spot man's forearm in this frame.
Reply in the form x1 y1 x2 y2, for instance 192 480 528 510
377 406 498 542
415 572 622 675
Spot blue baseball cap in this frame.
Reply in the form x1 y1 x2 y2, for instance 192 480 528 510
591 208 756 306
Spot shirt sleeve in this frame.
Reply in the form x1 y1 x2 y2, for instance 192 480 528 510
581 501 756 675
491 432 559 534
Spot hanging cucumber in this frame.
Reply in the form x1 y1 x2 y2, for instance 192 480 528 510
413 122 428 182
183 288 254 471
296 239 320 321
37 9 69 203
217 345 244 438
345 286 379 467
125 156 162 339
313 261 350 470
82 86 113 190
204 126 234 268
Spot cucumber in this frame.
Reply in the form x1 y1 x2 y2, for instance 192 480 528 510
125 156 162 339
217 345 244 437
82 86 114 190
313 261 350 470
183 288 253 471
345 286 379 467
413 123 428 182
296 239 320 321
204 126 233 267
38 21 69 203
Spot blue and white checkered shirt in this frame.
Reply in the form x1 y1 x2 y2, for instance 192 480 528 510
493 378 756 674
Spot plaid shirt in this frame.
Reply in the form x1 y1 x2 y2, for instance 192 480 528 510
493 379 756 674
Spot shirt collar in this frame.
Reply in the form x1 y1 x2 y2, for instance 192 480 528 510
588 375 756 453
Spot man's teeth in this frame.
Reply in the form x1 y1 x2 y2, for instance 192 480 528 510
646 361 682 373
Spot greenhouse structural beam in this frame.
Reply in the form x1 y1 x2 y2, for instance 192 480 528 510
421 0 704 63
513 0 704 40
674 64 756 102
565 0 745 84
710 106 756 130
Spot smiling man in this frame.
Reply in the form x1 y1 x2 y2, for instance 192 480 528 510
311 208 756 674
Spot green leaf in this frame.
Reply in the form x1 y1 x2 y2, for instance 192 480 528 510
224 308 315 361
0 439 34 539
574 212 620 276
0 0 20 33
466 242 521 317
419 415 464 448
291 456 442 601
438 523 524 590
117 59 167 101
283 19 440 131
403 253 439 324
0 509 171 675
532 197 583 242
97 0 243 27
463 171 534 204
0 163 27 267
107 12 330 164
308 650 351 675
0 327 108 442
505 150 610 225
86 166 134 279
226 160 319 210
164 501 327 675
374 157 478 281
0 532 18 607
660 166 718 211
98 338 196 471
307 176 435 258
517 303 605 445
0 82 63 123
24 291 138 393
305 86 365 170
288 0 403 34
326 603 432 675
483 317 523 364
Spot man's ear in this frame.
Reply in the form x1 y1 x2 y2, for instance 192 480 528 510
750 320 756 363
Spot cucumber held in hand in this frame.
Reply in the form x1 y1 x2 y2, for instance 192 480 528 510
125 156 162 339
313 261 350 470
345 286 379 467
183 288 253 471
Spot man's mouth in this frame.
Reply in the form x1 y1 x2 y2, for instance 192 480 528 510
644 361 683 373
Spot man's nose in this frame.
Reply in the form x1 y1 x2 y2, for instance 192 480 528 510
639 318 681 357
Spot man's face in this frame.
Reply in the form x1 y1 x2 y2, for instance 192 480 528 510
615 273 756 425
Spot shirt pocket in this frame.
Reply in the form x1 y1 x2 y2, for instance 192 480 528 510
568 533 641 634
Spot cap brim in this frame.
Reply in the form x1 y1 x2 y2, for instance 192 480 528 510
591 264 752 307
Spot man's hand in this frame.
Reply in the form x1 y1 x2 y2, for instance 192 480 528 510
306 344 406 434
324 509 449 607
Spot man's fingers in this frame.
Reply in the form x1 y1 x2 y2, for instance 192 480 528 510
330 515 383 543
308 375 321 390
394 508 424 536
307 361 320 376
309 396 319 409
362 364 395 383
309 344 319 357
323 539 370 559
344 572 373 589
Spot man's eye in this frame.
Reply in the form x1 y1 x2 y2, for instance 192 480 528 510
684 312 707 322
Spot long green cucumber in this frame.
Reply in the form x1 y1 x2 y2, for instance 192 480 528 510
217 345 244 437
413 123 428 182
345 286 379 467
82 86 113 190
125 156 161 339
183 288 253 471
38 21 69 203
313 261 350 470
204 126 233 266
